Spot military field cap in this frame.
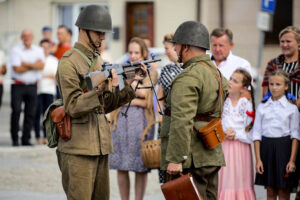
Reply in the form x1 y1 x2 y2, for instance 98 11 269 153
75 5 113 33
171 21 210 50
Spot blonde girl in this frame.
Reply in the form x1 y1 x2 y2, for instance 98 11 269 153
253 70 300 200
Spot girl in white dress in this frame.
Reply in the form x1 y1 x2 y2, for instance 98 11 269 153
218 68 256 200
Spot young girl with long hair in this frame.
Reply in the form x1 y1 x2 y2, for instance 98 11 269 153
253 70 300 200
109 37 158 200
218 69 256 199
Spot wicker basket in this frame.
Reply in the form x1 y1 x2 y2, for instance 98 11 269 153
141 121 161 169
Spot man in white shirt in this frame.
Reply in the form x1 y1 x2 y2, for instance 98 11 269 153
0 49 6 109
209 28 252 80
10 29 45 146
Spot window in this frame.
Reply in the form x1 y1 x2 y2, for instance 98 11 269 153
264 0 293 44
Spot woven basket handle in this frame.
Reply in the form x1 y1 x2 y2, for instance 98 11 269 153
141 121 161 143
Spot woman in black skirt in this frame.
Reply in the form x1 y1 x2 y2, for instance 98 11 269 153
253 70 300 200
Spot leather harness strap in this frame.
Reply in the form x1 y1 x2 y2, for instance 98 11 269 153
164 62 224 122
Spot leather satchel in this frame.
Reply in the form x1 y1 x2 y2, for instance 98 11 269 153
50 106 71 141
197 118 225 149
161 173 202 200
193 62 225 150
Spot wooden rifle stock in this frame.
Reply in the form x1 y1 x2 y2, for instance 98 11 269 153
85 71 107 91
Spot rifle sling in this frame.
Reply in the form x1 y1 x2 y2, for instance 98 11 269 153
73 47 97 90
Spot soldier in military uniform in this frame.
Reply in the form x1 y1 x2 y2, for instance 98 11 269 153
55 5 145 200
160 21 228 199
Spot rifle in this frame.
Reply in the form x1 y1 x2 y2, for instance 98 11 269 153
85 58 161 91
84 58 164 117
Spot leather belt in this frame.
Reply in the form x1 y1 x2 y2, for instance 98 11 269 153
14 80 37 85
194 115 216 122
164 108 215 122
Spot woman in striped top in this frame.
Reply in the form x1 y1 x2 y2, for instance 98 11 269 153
262 26 300 109
156 33 182 184
157 33 183 122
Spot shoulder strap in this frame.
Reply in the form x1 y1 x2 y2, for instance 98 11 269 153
197 62 224 117
73 47 97 72
73 47 98 90
73 48 92 66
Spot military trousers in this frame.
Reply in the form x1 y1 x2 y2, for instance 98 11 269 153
188 166 220 200
56 151 109 200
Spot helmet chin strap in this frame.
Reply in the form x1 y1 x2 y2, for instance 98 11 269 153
178 45 185 63
86 30 101 55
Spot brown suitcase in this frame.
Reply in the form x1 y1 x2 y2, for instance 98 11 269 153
50 106 71 141
161 173 202 200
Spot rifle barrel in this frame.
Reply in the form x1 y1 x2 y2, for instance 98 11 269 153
122 58 161 68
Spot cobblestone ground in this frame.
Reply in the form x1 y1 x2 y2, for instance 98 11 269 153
0 92 163 200
0 145 164 200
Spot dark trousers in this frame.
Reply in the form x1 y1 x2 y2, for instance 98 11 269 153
34 93 54 138
10 84 38 144
0 84 3 108
56 85 61 99
56 151 109 200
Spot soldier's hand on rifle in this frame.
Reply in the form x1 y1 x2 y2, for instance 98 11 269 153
95 82 106 95
95 69 118 95
111 69 119 87
126 63 147 85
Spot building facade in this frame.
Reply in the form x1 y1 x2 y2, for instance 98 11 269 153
0 0 299 91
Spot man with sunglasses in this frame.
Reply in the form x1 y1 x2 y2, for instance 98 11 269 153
55 5 145 200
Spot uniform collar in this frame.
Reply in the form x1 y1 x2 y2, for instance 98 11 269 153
265 95 288 108
182 54 211 69
74 42 98 60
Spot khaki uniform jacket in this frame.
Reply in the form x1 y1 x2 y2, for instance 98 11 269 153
56 43 135 156
160 54 228 170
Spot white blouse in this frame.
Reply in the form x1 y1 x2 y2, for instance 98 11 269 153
252 96 300 141
38 55 58 95
222 97 254 144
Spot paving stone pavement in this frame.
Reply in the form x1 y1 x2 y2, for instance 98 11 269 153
0 90 164 200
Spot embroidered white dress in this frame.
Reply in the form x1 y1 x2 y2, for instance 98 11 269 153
218 97 256 200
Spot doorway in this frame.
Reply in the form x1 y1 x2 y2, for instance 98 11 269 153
126 2 154 49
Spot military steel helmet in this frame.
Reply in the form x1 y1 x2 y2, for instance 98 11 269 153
75 5 112 33
171 21 210 50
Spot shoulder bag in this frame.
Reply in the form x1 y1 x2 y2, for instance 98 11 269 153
193 62 225 150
